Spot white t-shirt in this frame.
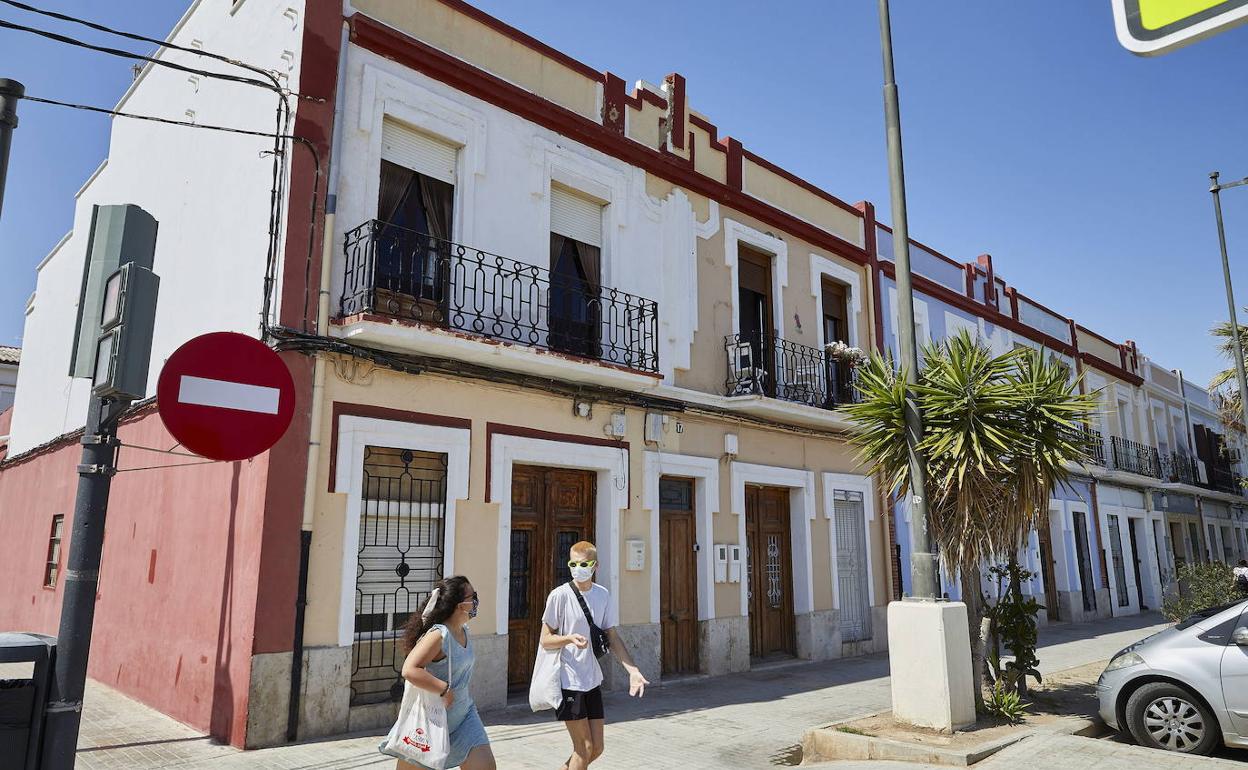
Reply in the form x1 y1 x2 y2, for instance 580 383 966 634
541 582 616 692
1234 566 1248 580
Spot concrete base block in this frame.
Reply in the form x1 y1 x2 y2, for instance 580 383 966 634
795 609 841 661
699 616 750 676
842 606 889 657
603 622 660 692
470 632 508 711
348 701 398 734
245 651 293 749
1094 589 1113 619
297 646 352 740
886 600 975 732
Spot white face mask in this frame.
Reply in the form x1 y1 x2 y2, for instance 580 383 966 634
570 565 594 583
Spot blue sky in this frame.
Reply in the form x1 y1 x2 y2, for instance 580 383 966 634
3 1 1248 386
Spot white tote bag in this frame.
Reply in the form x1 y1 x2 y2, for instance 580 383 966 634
529 645 564 712
380 636 452 767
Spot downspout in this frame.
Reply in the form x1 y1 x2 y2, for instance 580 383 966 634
288 20 350 743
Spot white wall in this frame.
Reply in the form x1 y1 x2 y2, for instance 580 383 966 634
7 1 307 454
0 361 16 414
332 46 703 382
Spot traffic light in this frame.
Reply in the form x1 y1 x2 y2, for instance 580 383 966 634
91 262 159 400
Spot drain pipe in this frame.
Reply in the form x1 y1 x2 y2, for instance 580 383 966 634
288 21 350 743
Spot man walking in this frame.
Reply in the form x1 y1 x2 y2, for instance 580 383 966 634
539 541 649 769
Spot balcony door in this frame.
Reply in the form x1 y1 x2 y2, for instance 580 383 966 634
736 247 774 396
549 185 603 360
375 119 456 323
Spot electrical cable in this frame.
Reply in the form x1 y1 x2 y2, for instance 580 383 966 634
18 93 295 141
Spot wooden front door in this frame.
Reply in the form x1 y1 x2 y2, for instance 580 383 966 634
659 477 699 676
506 465 596 691
1037 515 1061 621
745 485 795 659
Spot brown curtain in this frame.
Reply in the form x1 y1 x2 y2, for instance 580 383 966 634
418 175 454 241
378 160 415 223
549 233 566 273
573 241 600 291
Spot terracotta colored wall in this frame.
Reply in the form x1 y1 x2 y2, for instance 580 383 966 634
0 408 271 746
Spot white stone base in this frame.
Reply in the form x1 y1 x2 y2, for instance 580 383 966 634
699 616 750 676
886 600 975 732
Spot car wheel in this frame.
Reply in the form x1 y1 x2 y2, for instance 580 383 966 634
1124 682 1220 756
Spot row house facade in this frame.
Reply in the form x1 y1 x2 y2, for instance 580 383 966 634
2 0 1246 751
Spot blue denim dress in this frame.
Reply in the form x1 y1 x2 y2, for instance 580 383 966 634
399 624 489 769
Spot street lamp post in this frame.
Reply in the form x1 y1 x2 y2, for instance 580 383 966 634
1209 172 1248 432
877 0 937 600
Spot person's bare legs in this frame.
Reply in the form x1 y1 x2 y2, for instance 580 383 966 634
561 718 595 770
587 718 604 764
461 744 497 770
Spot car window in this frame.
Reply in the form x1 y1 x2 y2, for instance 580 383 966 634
1197 614 1245 645
1177 599 1248 631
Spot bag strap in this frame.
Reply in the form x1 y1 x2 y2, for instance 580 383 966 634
567 581 596 625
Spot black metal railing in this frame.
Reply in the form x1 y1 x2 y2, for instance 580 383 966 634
1160 450 1200 486
1074 424 1106 466
723 332 859 409
1110 436 1161 478
1205 464 1241 495
339 221 660 372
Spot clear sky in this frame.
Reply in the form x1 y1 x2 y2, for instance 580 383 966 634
3 1 1248 387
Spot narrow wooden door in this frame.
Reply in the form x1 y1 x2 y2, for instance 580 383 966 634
746 486 795 659
1036 517 1060 621
506 465 595 691
659 477 699 676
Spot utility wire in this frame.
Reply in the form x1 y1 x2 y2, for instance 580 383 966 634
19 93 297 141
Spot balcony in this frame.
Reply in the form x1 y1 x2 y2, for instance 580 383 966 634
1075 425 1106 466
723 332 859 410
1109 436 1161 478
1160 450 1200 486
338 221 659 373
1204 463 1243 496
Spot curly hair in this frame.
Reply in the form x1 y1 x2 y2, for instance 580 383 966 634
401 575 472 652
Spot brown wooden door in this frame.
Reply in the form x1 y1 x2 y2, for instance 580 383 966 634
1037 516 1060 621
506 465 596 692
745 485 795 659
659 477 699 676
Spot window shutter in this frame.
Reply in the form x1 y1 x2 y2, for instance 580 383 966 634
550 185 602 247
381 118 457 184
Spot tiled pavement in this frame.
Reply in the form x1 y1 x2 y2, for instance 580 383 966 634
2 612 1174 769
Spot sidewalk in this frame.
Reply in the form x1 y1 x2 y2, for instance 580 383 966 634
8 612 1171 769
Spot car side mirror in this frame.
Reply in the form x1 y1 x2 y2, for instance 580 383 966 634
1234 627 1248 647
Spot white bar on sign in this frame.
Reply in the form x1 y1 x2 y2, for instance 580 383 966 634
178 375 281 414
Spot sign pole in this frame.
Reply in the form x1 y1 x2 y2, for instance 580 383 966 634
41 396 129 770
1209 172 1248 431
0 78 24 223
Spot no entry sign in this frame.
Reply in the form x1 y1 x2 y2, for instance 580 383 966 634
156 332 295 462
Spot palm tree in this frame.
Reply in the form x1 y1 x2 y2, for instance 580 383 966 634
1210 314 1248 424
843 331 1100 704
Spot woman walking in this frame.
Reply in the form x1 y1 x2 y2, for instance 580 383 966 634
395 576 496 770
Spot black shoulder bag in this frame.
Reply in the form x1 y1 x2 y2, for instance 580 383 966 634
568 582 611 659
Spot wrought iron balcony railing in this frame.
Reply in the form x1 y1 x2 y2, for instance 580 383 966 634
1160 450 1200 486
339 221 659 372
724 332 859 410
1204 463 1242 495
1073 424 1106 466
1109 436 1162 478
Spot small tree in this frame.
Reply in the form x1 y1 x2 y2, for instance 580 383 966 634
1162 561 1245 622
844 332 1099 709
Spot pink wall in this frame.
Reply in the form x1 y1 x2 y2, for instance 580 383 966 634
0 407 272 747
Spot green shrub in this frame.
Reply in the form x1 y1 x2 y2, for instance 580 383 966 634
1162 562 1244 622
982 681 1029 724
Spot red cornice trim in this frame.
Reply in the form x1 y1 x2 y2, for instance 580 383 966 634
432 0 604 82
484 422 630 502
1012 290 1070 325
688 113 726 152
725 137 743 191
327 402 473 492
602 72 626 135
349 15 868 264
1074 323 1122 350
856 201 886 352
1079 352 1144 386
665 73 686 150
742 148 863 218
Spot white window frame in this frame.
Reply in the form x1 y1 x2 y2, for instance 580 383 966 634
823 473 877 611
724 219 788 338
333 415 471 648
809 254 862 349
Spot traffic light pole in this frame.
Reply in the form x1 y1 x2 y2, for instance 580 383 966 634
0 78 25 223
41 396 128 770
1209 172 1248 433
878 0 937 600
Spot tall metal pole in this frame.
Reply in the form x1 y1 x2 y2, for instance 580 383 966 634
41 396 125 770
1210 172 1248 432
0 78 25 223
878 0 937 600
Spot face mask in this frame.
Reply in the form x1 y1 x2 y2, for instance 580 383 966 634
570 565 594 583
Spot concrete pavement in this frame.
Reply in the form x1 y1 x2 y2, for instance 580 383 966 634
3 612 1174 768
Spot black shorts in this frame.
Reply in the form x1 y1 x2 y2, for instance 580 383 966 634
554 686 604 721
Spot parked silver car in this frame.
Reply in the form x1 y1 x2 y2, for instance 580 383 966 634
1098 599 1248 755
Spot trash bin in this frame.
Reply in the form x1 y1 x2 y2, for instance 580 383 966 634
0 632 55 770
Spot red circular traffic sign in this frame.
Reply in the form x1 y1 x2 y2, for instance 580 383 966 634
156 332 296 462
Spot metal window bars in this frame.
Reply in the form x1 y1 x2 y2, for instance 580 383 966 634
340 220 660 373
